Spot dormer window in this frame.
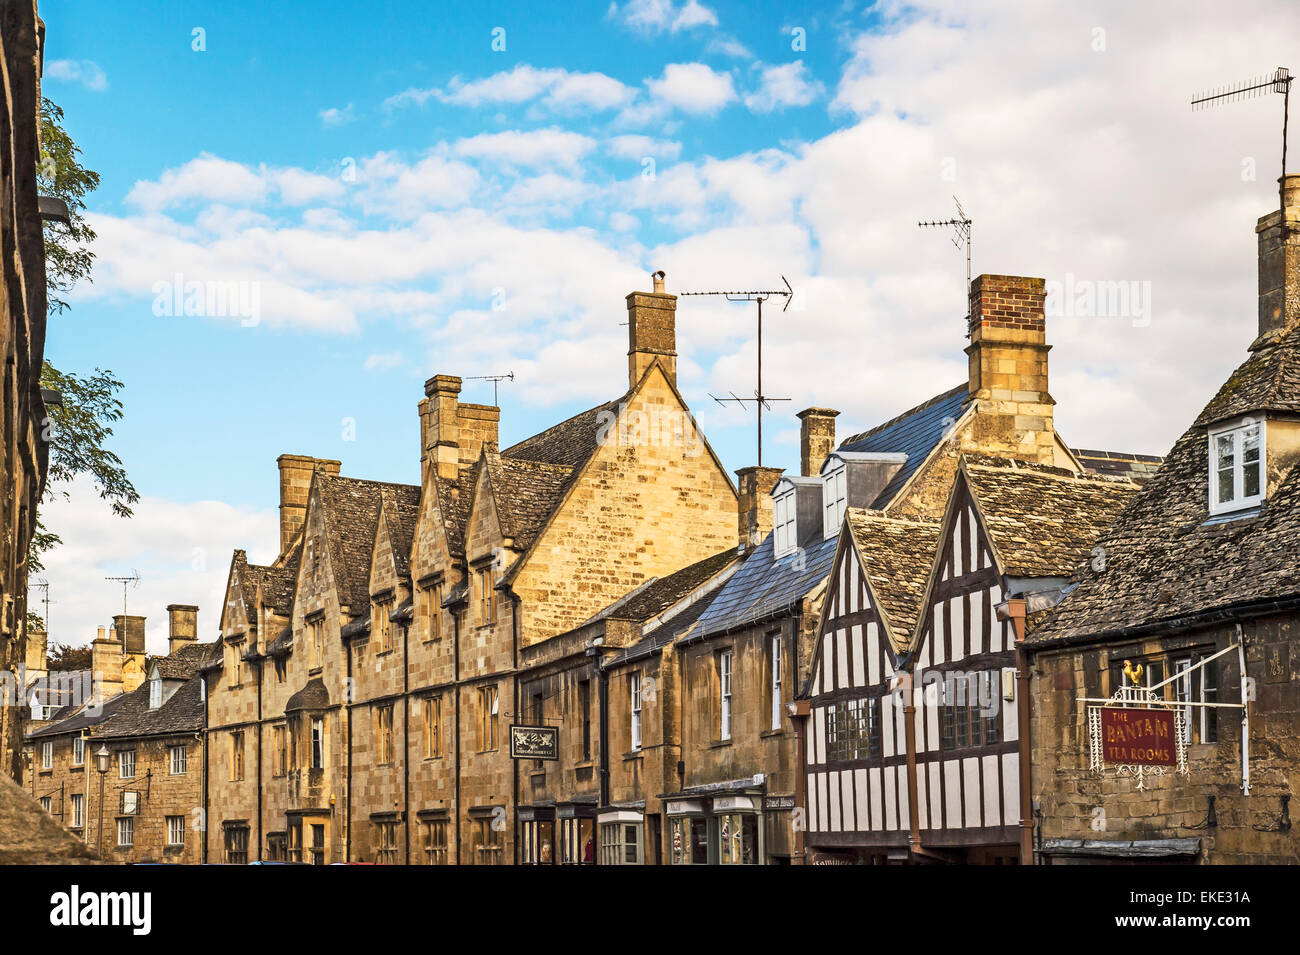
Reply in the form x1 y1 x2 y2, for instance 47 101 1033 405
773 488 797 557
823 464 847 539
149 677 162 709
1209 418 1264 515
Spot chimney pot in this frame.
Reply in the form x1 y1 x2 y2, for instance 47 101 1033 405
1254 174 1300 345
167 604 199 656
796 408 840 477
736 465 785 551
277 455 341 555
627 275 678 390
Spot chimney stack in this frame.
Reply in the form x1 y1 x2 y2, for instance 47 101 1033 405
627 270 677 390
422 375 500 479
91 627 124 703
1255 174 1300 347
113 614 147 693
277 455 342 554
965 274 1057 466
797 408 840 476
167 604 199 656
736 466 785 552
24 619 47 675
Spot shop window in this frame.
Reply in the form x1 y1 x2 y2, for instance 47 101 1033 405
599 821 643 865
717 813 759 865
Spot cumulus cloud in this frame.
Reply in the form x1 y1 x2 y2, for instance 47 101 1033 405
452 128 597 169
644 62 737 115
744 61 823 112
611 0 718 33
45 59 108 91
386 64 633 113
319 103 355 126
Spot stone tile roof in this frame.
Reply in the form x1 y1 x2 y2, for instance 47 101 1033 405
260 538 302 616
1192 326 1300 427
1030 378 1300 646
317 475 418 611
435 469 474 559
286 676 330 712
0 774 100 863
608 562 737 667
611 549 740 622
486 452 575 549
382 484 421 578
838 384 971 507
26 693 129 740
843 509 941 649
266 626 293 657
962 456 1138 579
153 641 210 680
501 397 620 471
1071 448 1165 482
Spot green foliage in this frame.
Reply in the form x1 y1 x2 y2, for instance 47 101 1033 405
38 97 99 315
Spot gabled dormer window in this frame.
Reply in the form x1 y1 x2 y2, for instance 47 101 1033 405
149 677 162 709
773 488 797 557
1209 418 1264 515
823 464 847 539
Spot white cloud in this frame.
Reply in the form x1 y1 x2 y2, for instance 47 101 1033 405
453 128 597 169
319 103 355 126
126 155 269 210
387 64 632 113
363 352 404 371
612 0 718 33
45 59 108 91
605 135 682 160
644 62 736 115
37 478 278 655
744 61 823 112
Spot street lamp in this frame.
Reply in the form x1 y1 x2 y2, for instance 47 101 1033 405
95 745 110 856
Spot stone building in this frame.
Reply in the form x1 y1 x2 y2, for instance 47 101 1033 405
204 274 741 863
23 605 214 863
1026 177 1300 864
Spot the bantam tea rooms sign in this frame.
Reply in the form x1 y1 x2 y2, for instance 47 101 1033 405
1100 707 1177 766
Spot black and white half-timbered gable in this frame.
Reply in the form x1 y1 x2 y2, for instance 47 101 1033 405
906 456 1136 863
802 509 939 864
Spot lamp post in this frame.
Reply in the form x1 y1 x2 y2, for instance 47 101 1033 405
95 745 110 856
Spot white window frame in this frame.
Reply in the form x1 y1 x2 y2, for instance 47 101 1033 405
630 674 642 752
770 635 783 732
72 736 84 767
311 718 324 769
166 815 186 846
70 793 84 828
773 488 797 557
41 740 52 770
1208 418 1265 515
170 744 187 775
118 749 135 779
117 816 133 847
39 796 52 812
720 650 734 741
823 464 848 539
149 677 162 709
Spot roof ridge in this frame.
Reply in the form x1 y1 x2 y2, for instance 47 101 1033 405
839 383 967 448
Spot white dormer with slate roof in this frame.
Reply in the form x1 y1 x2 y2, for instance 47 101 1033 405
818 451 909 540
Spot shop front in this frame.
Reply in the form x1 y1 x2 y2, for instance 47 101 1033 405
665 792 765 865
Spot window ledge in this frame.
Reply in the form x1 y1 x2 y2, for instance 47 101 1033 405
760 728 786 739
710 738 733 749
623 750 644 761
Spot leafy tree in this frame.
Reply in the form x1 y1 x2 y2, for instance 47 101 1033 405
30 97 137 572
46 642 92 672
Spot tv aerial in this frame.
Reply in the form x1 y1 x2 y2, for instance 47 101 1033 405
1192 67 1292 210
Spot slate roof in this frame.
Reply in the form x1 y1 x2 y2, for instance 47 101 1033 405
1071 448 1164 483
382 484 421 578
843 509 941 649
838 384 971 507
26 692 129 739
606 548 739 623
608 565 735 668
962 456 1139 579
317 475 418 610
487 453 575 548
1192 326 1300 426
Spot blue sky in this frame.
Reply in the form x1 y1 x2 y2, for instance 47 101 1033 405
34 0 1300 649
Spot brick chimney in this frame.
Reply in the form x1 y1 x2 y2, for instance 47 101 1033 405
797 408 839 476
736 466 784 552
167 604 199 656
627 270 677 390
1255 174 1300 347
113 614 147 692
91 627 123 703
964 274 1057 465
422 375 501 480
277 455 341 554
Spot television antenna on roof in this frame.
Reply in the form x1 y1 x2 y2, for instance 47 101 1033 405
679 277 794 467
28 577 49 634
105 570 140 617
464 371 514 406
1192 67 1292 210
918 195 973 299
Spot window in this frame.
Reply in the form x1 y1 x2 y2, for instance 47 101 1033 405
773 488 797 556
149 677 162 709
1112 652 1219 746
629 673 642 752
224 825 249 864
121 790 139 815
559 817 595 865
309 824 326 865
423 819 448 865
668 816 709 865
311 718 324 769
474 817 503 865
1209 418 1264 514
39 796 52 812
40 740 52 770
826 697 882 761
599 822 643 865
424 696 442 758
478 685 498 751
118 749 136 779
823 463 847 538
307 616 325 669
478 566 497 625
273 725 288 775
770 635 783 732
717 813 760 865
375 821 399 864
166 815 186 847
117 817 134 847
422 582 442 641
938 673 999 751
267 834 287 861
230 731 245 781
578 680 592 762
376 598 394 652
70 793 84 829
229 644 243 687
719 651 733 741
169 744 187 775
72 737 84 767
376 704 394 764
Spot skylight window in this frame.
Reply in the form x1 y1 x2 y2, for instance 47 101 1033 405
1208 418 1264 515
